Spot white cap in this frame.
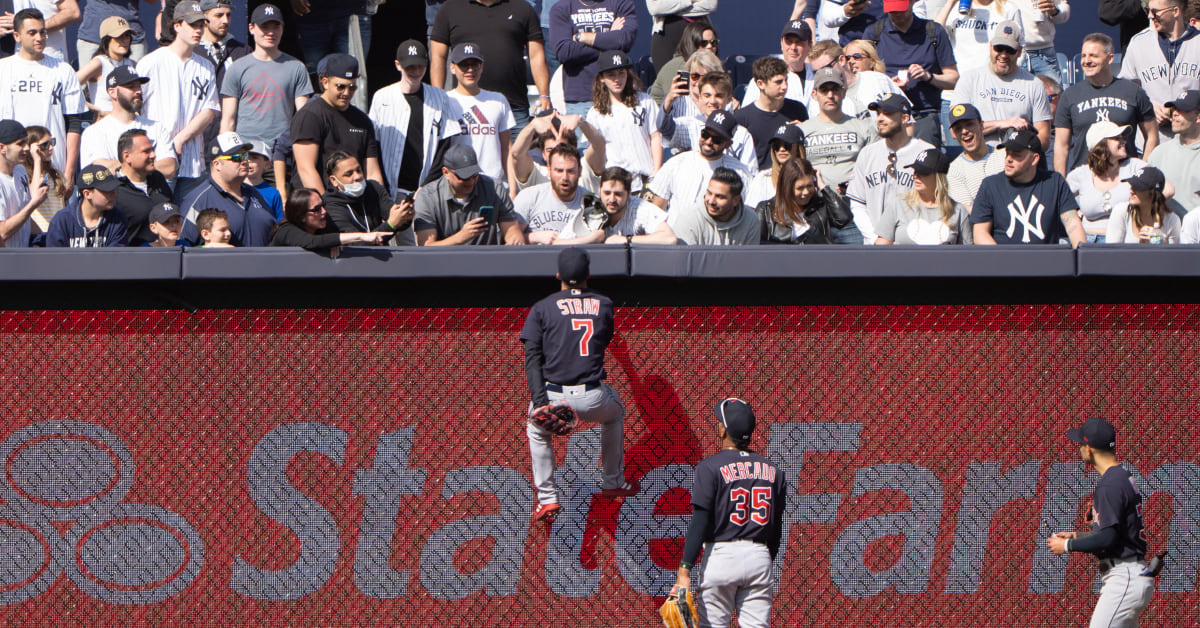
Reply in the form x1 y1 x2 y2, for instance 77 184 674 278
1085 121 1129 150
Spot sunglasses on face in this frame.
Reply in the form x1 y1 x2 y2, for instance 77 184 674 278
217 152 248 162
332 82 359 92
306 204 326 214
993 46 1017 56
700 129 726 142
1147 6 1177 20
35 139 55 149
701 38 719 48
846 53 868 60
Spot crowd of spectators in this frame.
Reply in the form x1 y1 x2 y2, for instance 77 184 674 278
1 0 1200 254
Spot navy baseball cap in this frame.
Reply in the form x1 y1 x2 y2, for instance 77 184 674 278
317 53 359 79
149 202 182 224
948 103 982 126
1066 417 1116 450
781 20 812 41
770 123 805 146
558 247 590 285
907 148 950 175
704 110 737 142
250 3 283 25
597 50 633 73
77 164 120 192
1166 89 1200 112
443 143 482 179
396 39 428 67
869 94 911 115
1000 127 1042 154
714 398 755 444
1123 167 1166 192
450 42 484 65
106 65 149 89
0 119 26 144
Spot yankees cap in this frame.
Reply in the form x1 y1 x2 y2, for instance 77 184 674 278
1085 121 1129 150
1066 417 1116 450
173 1 206 23
990 21 1021 50
207 131 252 158
106 65 149 89
443 143 482 179
99 16 135 40
703 109 737 142
317 53 359 79
396 39 429 68
250 4 283 25
596 50 633 73
771 123 805 147
906 148 950 175
1123 166 1166 192
199 0 232 11
948 103 982 126
1166 89 1200 112
999 127 1042 154
814 66 845 88
0 119 26 144
449 42 484 65
869 93 911 115
714 398 755 445
780 20 812 41
149 203 183 225
558 247 590 286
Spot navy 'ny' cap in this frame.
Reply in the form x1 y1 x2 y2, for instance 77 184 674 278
715 398 755 444
1166 89 1200 112
869 93 911 115
1066 417 1116 450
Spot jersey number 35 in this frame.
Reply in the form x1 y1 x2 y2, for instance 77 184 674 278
729 487 771 526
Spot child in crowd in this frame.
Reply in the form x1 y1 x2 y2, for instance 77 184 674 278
586 51 662 191
196 208 234 247
144 202 183 247
76 16 137 116
246 139 284 222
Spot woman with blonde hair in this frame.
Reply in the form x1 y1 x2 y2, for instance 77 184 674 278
876 148 972 245
844 40 885 74
842 40 908 118
22 126 67 235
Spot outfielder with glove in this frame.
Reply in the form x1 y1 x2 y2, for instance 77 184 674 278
521 247 638 525
672 399 786 628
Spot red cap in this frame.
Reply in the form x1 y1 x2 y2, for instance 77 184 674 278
883 0 910 11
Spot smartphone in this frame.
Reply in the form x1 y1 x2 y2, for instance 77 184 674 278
676 69 690 89
40 173 50 187
897 69 909 82
477 205 496 225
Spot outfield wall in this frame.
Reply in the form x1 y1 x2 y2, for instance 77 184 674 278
0 246 1198 626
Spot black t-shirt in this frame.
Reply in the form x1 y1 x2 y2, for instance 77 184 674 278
430 0 544 112
691 448 787 546
399 90 425 193
733 99 809 170
1091 465 1147 560
520 287 613 386
970 169 1079 244
1054 78 1154 171
116 171 173 246
290 96 381 187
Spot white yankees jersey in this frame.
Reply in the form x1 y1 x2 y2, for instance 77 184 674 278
845 138 935 244
14 0 68 62
80 114 177 168
370 82 461 193
0 55 87 174
586 92 662 177
669 115 758 175
0 165 32 248
447 88 514 181
1119 28 1200 106
647 150 752 217
137 48 220 179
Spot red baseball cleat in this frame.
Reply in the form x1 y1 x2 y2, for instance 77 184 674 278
532 502 561 522
599 478 640 499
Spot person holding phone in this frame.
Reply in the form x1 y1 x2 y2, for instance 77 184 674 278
414 143 526 246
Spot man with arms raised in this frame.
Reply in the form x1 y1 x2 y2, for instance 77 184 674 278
509 111 606 195
515 143 590 244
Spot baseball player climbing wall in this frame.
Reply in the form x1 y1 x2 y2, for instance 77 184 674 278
1 305 1198 626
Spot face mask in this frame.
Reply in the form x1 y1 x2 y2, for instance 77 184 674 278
340 180 366 198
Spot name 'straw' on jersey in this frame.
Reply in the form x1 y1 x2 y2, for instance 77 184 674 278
555 291 601 317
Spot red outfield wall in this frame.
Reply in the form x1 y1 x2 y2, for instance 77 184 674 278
0 305 1197 627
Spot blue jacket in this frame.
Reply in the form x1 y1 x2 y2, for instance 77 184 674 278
180 177 277 247
550 0 639 103
45 197 130 248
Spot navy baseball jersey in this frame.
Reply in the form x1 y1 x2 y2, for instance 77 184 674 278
691 449 787 548
520 287 614 386
1091 465 1146 560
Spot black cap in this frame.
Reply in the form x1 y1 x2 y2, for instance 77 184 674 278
1166 89 1200 112
907 148 950 175
868 93 911 115
0 119 26 144
77 164 120 192
781 20 812 41
596 50 633 73
948 103 982 126
449 42 484 65
558 247 590 285
250 3 283 25
1066 417 1116 450
999 127 1042 154
1123 166 1166 192
317 53 359 79
770 123 805 146
714 398 755 445
703 110 737 142
149 202 182 224
443 143 482 179
106 65 149 89
396 39 429 68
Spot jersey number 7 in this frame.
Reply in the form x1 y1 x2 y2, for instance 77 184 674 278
571 319 593 356
729 487 771 526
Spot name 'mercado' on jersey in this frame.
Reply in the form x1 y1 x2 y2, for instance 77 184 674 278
520 288 614 385
692 449 787 549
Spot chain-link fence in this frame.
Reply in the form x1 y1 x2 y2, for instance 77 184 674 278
0 304 1197 626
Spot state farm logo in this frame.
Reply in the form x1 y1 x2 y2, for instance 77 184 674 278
0 421 203 605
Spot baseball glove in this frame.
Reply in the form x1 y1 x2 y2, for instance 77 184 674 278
659 587 698 628
529 404 578 435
